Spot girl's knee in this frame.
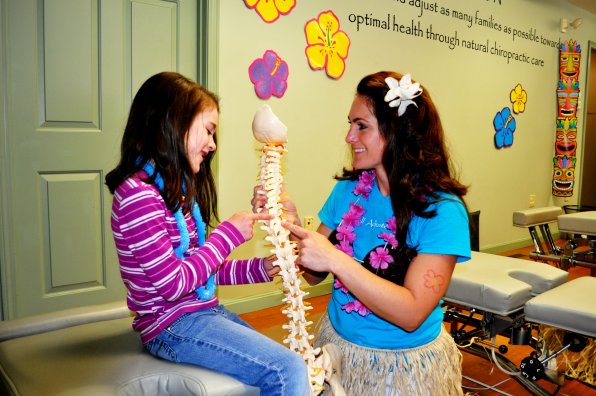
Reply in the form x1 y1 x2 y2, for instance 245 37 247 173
279 349 308 374
257 351 309 395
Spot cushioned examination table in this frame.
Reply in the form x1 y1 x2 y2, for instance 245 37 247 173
446 251 595 338
513 207 596 274
445 251 568 316
444 251 596 394
525 276 596 338
0 302 259 396
558 210 596 237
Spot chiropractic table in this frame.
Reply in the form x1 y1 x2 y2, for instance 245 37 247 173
513 207 596 272
444 233 595 394
0 302 259 395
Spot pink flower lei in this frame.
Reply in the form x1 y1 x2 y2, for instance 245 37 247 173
333 170 397 316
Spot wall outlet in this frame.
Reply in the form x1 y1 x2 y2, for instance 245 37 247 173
304 216 315 230
529 194 536 208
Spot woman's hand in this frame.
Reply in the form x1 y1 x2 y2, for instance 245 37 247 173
251 185 267 214
251 184 300 226
280 189 300 226
227 211 272 241
283 221 342 273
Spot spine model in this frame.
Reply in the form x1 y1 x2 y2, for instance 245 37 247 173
252 105 326 395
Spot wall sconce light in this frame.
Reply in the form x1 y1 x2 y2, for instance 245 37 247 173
560 17 583 33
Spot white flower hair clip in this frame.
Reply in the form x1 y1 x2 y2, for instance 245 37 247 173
384 74 423 116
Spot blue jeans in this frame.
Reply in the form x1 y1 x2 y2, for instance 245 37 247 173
145 305 310 396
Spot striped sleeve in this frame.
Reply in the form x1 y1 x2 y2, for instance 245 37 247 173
215 257 271 285
115 182 245 302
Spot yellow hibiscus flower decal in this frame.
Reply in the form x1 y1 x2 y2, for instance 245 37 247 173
510 83 527 114
244 0 295 23
304 10 350 79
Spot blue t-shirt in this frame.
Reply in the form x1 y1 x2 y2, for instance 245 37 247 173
318 178 471 349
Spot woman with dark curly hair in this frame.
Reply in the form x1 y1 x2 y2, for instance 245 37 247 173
262 71 470 395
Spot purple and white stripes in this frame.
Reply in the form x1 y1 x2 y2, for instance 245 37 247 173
111 176 271 343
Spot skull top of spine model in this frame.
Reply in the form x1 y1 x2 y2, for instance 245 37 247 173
252 104 288 144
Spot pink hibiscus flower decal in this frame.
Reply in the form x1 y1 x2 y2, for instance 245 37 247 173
369 247 393 270
248 50 289 99
342 300 370 316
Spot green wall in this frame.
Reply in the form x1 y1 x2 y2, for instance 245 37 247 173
209 1 596 311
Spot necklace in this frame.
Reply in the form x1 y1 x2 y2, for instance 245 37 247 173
142 162 215 300
333 170 397 316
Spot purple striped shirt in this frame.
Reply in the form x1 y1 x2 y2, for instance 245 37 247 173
111 174 272 343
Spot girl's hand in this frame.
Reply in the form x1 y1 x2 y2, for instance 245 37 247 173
228 212 273 241
263 255 280 277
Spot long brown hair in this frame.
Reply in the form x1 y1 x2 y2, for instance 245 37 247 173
338 71 468 252
105 71 219 227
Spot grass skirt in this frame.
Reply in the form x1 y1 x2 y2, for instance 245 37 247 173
540 325 595 386
315 314 463 396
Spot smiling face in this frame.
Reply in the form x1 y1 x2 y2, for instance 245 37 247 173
560 51 580 80
346 95 386 173
555 118 577 157
185 107 218 174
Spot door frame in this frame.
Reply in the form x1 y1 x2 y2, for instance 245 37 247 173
578 41 595 207
0 0 12 320
197 0 218 91
197 0 220 193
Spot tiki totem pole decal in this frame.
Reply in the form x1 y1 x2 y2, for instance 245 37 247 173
552 39 581 197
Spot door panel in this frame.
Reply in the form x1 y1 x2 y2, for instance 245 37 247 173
40 172 104 293
131 0 177 93
2 0 191 318
43 0 99 126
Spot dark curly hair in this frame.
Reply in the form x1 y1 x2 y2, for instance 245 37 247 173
338 71 469 254
105 71 219 227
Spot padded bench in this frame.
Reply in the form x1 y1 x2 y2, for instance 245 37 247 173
513 206 563 255
0 302 259 395
525 276 596 338
444 252 594 393
445 251 568 316
557 211 596 237
513 206 564 228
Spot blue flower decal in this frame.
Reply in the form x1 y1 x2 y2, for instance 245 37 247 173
248 50 289 99
493 107 516 148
